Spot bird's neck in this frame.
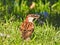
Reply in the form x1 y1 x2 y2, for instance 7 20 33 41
25 17 33 23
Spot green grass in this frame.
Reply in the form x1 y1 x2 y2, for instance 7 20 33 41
0 0 60 45
0 21 60 45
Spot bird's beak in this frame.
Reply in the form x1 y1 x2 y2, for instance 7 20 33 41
33 14 40 21
34 14 40 19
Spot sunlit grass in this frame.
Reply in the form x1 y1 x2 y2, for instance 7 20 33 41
0 21 60 45
0 0 60 45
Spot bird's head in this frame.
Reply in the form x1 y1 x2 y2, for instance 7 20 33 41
25 14 40 22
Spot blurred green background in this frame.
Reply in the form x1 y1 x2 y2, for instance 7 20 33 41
0 0 60 45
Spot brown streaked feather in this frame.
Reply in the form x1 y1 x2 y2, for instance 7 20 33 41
20 22 34 39
20 14 40 40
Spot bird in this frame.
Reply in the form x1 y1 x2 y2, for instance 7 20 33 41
20 14 40 41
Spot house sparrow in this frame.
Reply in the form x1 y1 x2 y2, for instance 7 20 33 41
20 14 40 40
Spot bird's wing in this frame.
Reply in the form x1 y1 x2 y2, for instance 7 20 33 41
20 22 26 31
